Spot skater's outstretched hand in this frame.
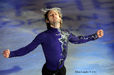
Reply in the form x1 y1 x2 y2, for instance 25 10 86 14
2 49 10 58
97 29 104 38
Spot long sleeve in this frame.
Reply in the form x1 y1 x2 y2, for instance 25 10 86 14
68 32 99 44
9 32 45 58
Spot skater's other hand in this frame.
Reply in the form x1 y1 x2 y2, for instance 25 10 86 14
97 29 104 38
2 49 10 58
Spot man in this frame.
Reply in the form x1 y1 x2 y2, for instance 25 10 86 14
2 7 104 75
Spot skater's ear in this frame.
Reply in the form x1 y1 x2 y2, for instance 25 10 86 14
46 19 49 23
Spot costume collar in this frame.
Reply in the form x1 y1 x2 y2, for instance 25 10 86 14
48 27 61 34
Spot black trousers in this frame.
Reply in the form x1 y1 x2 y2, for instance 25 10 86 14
42 64 66 75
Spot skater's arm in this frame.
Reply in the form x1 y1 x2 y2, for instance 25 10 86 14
68 29 104 44
3 33 45 58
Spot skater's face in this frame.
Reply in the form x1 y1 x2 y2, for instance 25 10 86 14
46 10 61 26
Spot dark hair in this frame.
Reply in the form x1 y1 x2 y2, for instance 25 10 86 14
44 8 63 29
44 10 51 29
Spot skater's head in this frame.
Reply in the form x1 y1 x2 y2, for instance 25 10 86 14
42 7 63 29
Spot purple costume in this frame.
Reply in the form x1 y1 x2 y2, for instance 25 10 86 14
9 27 98 70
